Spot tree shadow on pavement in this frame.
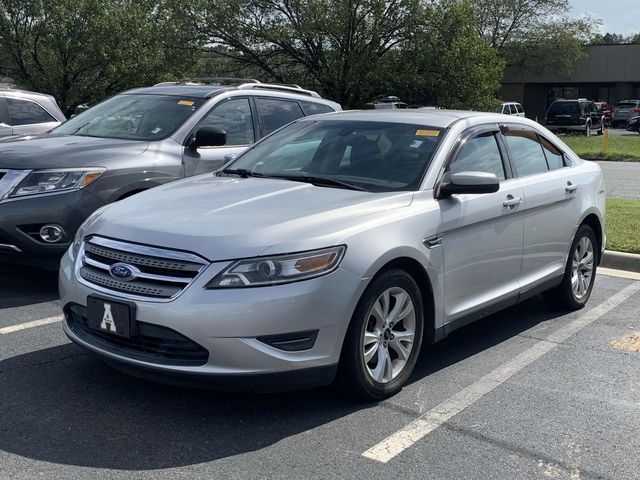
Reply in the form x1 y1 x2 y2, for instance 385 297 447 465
0 296 569 470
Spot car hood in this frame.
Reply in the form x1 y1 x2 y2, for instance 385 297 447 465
87 175 414 261
0 134 148 169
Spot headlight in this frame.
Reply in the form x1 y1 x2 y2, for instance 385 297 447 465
9 168 105 197
630 118 638 124
206 246 346 288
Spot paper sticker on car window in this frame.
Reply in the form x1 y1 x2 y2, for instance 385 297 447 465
178 100 194 106
151 127 162 134
415 129 439 137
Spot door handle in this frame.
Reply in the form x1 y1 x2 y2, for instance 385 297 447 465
565 182 578 193
503 195 522 208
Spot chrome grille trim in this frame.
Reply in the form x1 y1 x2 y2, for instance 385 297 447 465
76 236 210 302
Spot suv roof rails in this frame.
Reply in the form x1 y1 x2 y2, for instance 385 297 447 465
154 77 261 87
236 83 321 98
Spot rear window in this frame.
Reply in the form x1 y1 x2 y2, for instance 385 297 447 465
547 102 580 115
617 102 640 109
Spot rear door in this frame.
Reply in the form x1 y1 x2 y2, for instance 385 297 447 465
183 97 256 176
5 96 59 135
438 125 524 323
501 125 579 290
0 95 11 137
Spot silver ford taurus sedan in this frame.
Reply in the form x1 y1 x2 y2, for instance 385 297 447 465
59 110 605 399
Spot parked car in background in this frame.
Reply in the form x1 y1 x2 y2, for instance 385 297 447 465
627 115 640 134
545 99 604 136
59 110 605 399
364 96 408 109
0 81 340 269
611 100 640 128
0 88 65 137
594 101 612 126
499 102 525 117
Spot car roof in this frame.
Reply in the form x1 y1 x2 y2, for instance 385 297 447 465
121 85 228 98
300 109 527 129
0 87 54 99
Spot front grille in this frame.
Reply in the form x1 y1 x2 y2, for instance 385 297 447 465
78 236 208 300
65 304 209 366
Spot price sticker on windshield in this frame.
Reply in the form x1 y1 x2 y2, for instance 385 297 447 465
415 129 440 137
178 100 195 106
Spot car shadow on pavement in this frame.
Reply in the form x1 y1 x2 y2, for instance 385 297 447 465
0 262 59 308
0 296 566 470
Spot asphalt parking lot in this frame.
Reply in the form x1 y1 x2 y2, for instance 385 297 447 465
1 263 639 480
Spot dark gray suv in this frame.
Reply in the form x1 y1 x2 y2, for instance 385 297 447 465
0 82 340 268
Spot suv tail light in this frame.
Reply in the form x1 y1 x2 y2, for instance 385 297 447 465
633 108 640 113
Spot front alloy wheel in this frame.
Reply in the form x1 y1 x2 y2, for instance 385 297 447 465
363 287 417 383
338 269 424 400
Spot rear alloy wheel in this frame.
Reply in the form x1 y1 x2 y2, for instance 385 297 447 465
544 224 597 310
338 269 424 400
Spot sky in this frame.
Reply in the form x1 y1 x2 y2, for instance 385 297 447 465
568 0 640 36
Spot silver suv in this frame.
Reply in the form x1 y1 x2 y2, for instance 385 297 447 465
0 88 65 137
59 110 605 399
0 82 340 268
611 100 640 128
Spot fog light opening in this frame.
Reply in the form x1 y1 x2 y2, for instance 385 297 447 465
39 224 66 243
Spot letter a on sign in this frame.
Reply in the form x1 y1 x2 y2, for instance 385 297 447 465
100 303 117 333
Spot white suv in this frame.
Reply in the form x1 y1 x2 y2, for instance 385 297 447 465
499 102 525 117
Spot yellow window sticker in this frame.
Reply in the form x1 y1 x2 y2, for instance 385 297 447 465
415 129 440 137
178 100 194 106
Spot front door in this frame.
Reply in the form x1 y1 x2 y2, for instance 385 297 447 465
437 127 524 323
183 97 256 176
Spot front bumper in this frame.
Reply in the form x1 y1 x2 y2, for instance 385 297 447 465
59 248 368 389
0 190 105 269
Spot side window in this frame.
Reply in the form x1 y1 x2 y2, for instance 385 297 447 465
255 98 305 136
539 136 566 170
299 101 335 116
516 104 524 114
198 98 254 146
502 105 509 114
6 98 56 126
509 104 518 115
504 130 549 177
449 132 506 181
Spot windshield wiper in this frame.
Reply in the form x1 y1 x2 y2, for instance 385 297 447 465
219 168 268 178
219 169 366 191
271 175 366 191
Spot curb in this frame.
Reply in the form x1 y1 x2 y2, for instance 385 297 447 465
601 250 640 274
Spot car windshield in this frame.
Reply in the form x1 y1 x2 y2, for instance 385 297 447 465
53 94 205 140
226 120 444 192
548 102 580 115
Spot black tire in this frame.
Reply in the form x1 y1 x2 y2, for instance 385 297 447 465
337 269 424 400
584 122 592 137
596 120 604 135
543 224 597 310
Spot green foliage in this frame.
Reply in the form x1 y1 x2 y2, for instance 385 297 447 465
472 0 597 76
0 0 202 115
606 198 640 254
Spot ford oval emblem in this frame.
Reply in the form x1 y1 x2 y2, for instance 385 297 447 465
109 263 138 282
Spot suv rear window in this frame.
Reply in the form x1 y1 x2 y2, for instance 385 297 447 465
547 102 580 115
617 102 640 109
6 98 57 126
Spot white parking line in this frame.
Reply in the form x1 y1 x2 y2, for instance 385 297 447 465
598 267 640 281
362 281 640 464
0 315 63 334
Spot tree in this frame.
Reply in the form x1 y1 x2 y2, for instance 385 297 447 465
178 0 503 109
0 0 202 115
471 0 597 76
590 32 627 45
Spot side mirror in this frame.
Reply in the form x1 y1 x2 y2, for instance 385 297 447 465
188 127 227 149
438 171 500 198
